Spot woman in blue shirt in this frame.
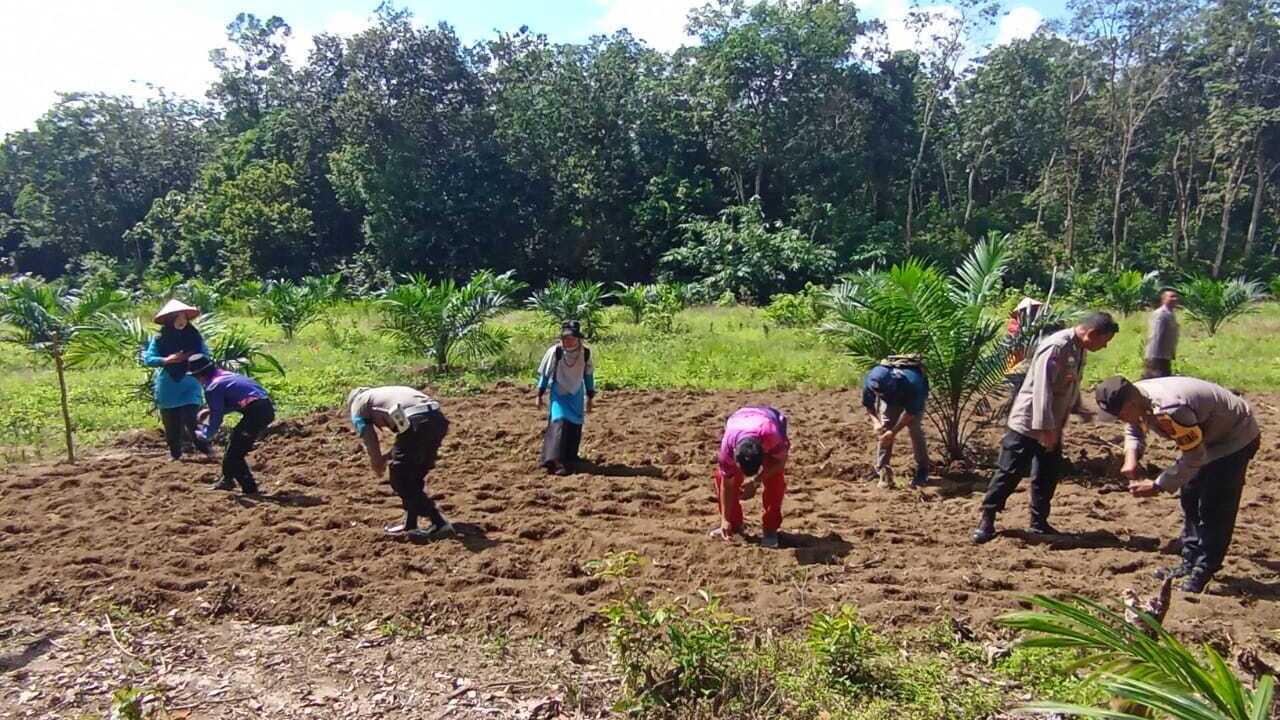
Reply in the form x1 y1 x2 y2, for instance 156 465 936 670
862 358 930 489
141 299 212 460
536 320 596 476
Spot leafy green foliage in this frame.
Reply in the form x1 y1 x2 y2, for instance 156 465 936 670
527 280 609 339
764 283 827 328
378 270 517 371
67 312 283 408
109 686 146 720
807 605 883 690
1270 275 1280 299
661 202 836 305
254 279 325 340
614 282 650 324
821 233 1016 461
0 278 131 461
1000 594 1275 720
1104 270 1160 315
1178 275 1266 336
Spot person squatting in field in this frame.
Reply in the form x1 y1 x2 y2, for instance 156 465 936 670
142 299 212 461
972 311 1120 544
347 385 455 538
537 320 596 476
712 405 790 549
190 354 275 495
1094 375 1261 593
862 356 929 489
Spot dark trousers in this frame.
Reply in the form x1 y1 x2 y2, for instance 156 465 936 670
980 429 1064 524
1142 358 1172 379
1180 436 1260 576
540 420 583 469
160 404 210 459
388 411 450 530
224 398 275 492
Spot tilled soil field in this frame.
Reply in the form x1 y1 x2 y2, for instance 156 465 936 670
2 385 1279 643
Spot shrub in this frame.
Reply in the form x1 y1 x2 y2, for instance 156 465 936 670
821 233 1018 462
807 605 882 690
254 279 325 340
1000 594 1274 720
1103 270 1160 315
527 279 609 339
378 270 517 371
660 200 836 305
0 279 131 461
1177 275 1266 336
641 284 687 334
614 282 650 324
1270 275 1280 300
764 283 827 328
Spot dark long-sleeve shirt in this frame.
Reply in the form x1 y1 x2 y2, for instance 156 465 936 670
198 370 269 439
861 365 928 415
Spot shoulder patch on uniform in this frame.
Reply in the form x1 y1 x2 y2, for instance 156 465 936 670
1153 413 1203 452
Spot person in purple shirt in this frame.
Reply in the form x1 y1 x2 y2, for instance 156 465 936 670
189 354 275 495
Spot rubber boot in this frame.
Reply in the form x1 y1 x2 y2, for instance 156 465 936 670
972 510 997 544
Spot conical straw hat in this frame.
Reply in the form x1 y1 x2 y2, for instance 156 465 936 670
153 299 201 324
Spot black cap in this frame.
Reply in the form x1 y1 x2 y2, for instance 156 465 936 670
187 353 215 376
1094 376 1136 414
560 320 583 339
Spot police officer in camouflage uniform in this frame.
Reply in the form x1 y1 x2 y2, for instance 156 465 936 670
972 312 1120 544
1094 375 1261 593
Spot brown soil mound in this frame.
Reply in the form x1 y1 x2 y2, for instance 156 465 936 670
2 385 1278 642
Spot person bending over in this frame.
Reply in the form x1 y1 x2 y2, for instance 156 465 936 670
712 406 790 549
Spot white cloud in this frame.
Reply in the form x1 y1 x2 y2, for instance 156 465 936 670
594 0 704 51
0 0 226 134
287 10 375 66
995 5 1042 46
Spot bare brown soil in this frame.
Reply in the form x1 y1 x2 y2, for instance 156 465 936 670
2 385 1279 644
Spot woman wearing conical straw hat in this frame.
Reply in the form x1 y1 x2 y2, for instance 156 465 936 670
141 299 212 461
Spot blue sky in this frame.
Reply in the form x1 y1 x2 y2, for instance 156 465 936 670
0 0 1071 134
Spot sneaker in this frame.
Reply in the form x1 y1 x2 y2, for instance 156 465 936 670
708 527 741 544
1028 521 1062 536
209 476 236 491
760 532 780 549
1153 564 1191 581
239 476 261 495
1181 571 1212 594
877 467 895 489
910 468 929 488
971 513 996 544
384 523 415 536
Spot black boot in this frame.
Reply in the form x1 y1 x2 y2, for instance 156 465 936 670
209 476 236 491
238 474 261 495
1028 520 1062 535
1180 570 1213 594
1153 563 1191 581
972 511 997 544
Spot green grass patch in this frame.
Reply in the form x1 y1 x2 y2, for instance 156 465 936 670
3 301 1277 462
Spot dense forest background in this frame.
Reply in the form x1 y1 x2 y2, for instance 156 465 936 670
1 0 1277 299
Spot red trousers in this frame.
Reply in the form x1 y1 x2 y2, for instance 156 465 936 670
714 466 786 534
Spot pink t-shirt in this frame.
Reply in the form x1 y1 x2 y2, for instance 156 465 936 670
718 406 789 478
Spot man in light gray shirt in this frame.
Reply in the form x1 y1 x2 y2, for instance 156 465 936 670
972 312 1120 544
348 386 455 538
1143 288 1179 379
1094 375 1260 593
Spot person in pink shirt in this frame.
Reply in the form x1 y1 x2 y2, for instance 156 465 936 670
711 406 790 548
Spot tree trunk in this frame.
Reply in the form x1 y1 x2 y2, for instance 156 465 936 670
753 163 764 201
1035 151 1057 231
54 354 75 463
905 94 938 254
1064 158 1078 263
965 163 977 226
1245 148 1275 259
1212 153 1248 278
1111 130 1134 270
